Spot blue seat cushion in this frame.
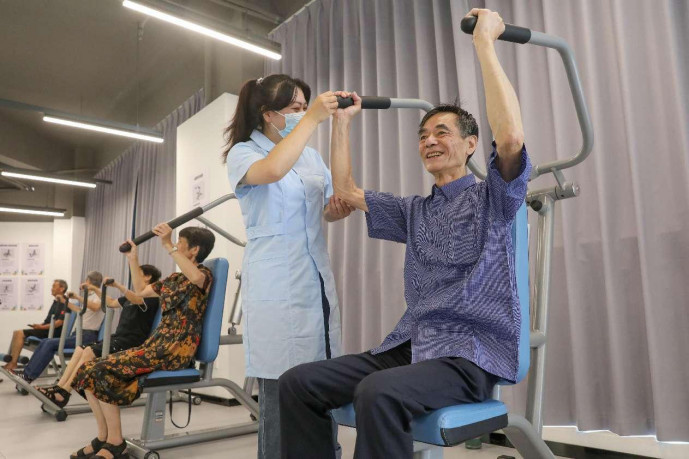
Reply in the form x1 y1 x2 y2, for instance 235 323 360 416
332 399 508 447
139 369 201 388
25 336 43 344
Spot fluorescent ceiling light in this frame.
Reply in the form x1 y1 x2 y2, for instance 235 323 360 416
1 171 97 189
43 115 164 143
0 205 65 217
123 0 282 60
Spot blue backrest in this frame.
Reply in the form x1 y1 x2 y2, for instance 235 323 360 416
64 309 78 336
97 313 107 341
498 203 530 385
194 258 229 363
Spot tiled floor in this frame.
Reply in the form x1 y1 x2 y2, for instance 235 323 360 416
0 376 562 459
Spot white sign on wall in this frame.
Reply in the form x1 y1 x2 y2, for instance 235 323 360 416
21 277 44 310
0 277 19 311
0 243 19 275
191 171 208 208
22 243 45 275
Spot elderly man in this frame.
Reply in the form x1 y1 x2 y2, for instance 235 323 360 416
279 9 531 459
16 271 104 383
3 279 68 372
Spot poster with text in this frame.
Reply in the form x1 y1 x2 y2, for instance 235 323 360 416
22 243 45 275
0 277 18 310
191 171 207 208
21 277 44 310
0 243 19 275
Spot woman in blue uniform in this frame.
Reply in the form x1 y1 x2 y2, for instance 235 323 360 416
223 74 352 458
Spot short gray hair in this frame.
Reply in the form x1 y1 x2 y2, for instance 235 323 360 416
86 271 103 287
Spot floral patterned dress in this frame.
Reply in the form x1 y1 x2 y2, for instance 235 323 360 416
73 265 213 405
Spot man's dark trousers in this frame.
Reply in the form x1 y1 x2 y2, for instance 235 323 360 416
279 341 499 459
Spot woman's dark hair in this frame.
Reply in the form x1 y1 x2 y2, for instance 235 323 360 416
140 264 162 283
222 74 311 162
179 227 215 263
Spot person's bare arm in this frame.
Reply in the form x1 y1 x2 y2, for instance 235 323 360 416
330 91 368 211
469 8 525 182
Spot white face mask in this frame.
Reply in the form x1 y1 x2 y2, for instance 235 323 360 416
271 111 306 138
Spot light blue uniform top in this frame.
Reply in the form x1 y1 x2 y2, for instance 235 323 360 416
226 130 342 379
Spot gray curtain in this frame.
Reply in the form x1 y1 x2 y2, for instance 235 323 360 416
82 90 205 287
82 151 138 291
133 90 205 277
268 0 689 441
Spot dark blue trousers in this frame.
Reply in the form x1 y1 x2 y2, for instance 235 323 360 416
23 330 99 380
279 341 498 459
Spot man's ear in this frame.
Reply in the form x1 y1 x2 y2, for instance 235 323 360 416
466 135 478 156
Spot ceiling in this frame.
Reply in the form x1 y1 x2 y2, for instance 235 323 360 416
0 0 308 221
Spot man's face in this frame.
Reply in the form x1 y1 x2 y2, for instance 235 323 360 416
50 281 64 296
418 112 475 175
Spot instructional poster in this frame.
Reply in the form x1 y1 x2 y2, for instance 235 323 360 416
22 243 45 275
21 277 44 310
0 243 19 275
0 277 18 311
191 171 207 208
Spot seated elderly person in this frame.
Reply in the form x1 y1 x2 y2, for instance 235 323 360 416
2 279 68 372
279 9 531 459
38 264 161 408
16 272 104 383
70 224 214 459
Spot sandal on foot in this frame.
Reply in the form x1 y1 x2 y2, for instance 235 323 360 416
38 385 59 396
41 385 70 407
93 441 129 459
70 437 106 459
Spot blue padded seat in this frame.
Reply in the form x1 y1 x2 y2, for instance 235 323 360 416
332 204 530 447
138 258 229 390
25 311 78 346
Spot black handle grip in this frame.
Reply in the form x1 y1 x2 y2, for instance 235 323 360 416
80 286 89 315
104 278 115 286
119 206 205 252
100 284 109 312
336 96 392 110
460 16 531 44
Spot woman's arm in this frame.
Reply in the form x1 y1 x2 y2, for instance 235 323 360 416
243 92 339 185
153 223 207 290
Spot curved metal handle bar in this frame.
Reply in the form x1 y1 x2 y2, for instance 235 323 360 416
119 193 240 252
525 32 594 178
460 17 594 179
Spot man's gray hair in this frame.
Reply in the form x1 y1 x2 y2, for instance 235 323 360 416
86 271 103 287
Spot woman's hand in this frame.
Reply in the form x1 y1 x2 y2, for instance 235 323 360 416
324 196 355 222
152 222 174 250
304 91 339 124
122 238 138 260
333 91 362 123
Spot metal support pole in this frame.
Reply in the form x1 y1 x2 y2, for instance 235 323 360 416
525 196 555 434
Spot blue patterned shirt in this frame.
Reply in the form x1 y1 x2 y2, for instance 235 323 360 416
365 144 531 382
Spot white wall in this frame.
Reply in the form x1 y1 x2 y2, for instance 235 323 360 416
0 218 84 353
176 93 248 398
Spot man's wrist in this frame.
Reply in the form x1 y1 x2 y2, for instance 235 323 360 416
473 35 495 51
